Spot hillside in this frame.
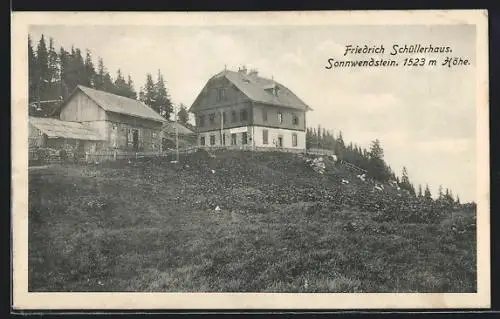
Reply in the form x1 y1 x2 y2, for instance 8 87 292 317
28 150 476 292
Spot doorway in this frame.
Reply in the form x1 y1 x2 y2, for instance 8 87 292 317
132 129 139 150
277 136 283 148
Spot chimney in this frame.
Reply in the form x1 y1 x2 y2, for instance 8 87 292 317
238 65 247 74
248 69 258 77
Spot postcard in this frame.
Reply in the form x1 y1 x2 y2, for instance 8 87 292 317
11 10 490 310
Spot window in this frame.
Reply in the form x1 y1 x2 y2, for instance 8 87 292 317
198 115 205 127
216 87 226 101
277 112 283 124
240 109 248 121
200 136 205 146
293 115 299 126
263 110 268 122
222 112 227 124
242 132 248 145
209 113 215 124
152 132 157 138
112 124 118 131
292 133 298 147
263 129 269 144
231 111 237 122
231 133 237 145
210 135 216 145
222 134 226 145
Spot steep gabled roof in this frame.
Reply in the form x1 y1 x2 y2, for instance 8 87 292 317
56 85 165 123
190 69 312 112
29 116 105 141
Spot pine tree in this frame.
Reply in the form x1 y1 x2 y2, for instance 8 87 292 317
177 103 189 125
334 130 345 161
36 35 49 83
138 87 145 102
424 184 432 199
143 73 156 108
456 194 460 204
34 34 49 105
47 37 60 84
400 166 415 194
367 139 389 182
58 47 71 100
126 75 137 99
83 49 96 87
73 48 85 86
102 71 115 93
438 185 444 199
28 35 37 104
418 184 423 197
369 139 384 159
114 69 128 97
94 57 105 90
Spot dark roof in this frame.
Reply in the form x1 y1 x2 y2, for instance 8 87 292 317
57 85 165 123
190 69 312 112
29 117 105 141
161 121 195 135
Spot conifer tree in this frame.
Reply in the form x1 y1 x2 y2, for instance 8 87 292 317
94 57 105 90
47 37 60 84
126 75 137 99
83 49 96 87
177 103 189 125
142 73 156 108
424 184 432 199
28 35 37 103
438 185 444 199
114 69 128 96
36 35 48 84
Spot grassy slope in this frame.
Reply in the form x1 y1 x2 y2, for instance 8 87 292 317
28 151 476 292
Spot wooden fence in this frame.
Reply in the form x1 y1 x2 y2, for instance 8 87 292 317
28 145 367 175
197 145 307 154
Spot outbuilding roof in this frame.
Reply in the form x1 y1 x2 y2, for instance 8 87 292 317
56 85 166 123
29 116 105 141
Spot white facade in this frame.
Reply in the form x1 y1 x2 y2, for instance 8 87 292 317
198 125 306 150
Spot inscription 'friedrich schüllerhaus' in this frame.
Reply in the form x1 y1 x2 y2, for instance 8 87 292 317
344 44 453 56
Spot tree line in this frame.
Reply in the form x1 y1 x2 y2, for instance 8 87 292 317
306 126 461 203
28 34 189 122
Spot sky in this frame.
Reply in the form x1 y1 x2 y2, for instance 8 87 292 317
29 24 477 202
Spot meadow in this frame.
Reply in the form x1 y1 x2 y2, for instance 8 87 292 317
28 151 476 292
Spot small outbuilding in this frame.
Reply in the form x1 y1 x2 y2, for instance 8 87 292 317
29 116 106 160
